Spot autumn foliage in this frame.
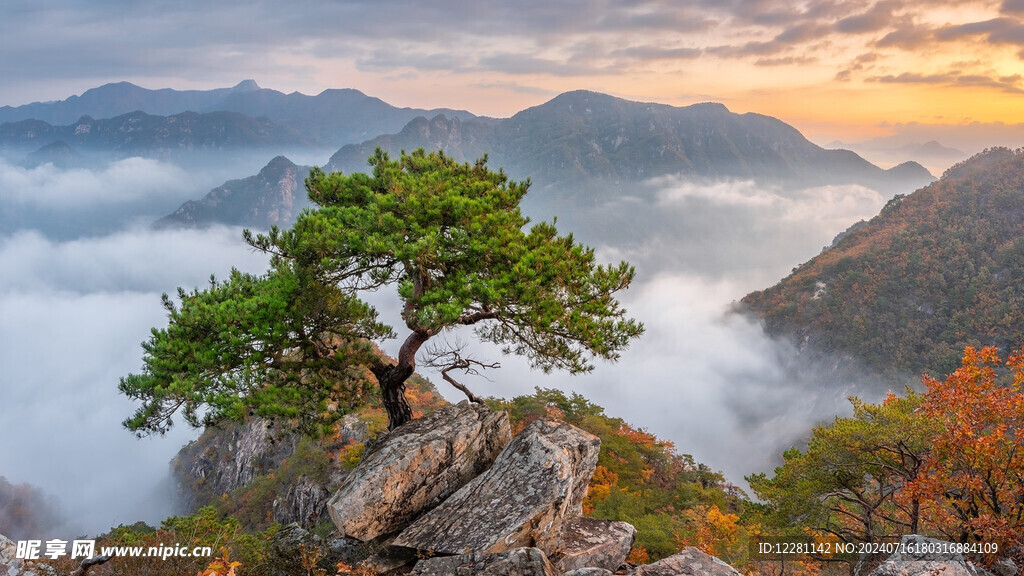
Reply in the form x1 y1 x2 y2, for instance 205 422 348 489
913 346 1024 550
744 148 1024 378
752 345 1024 569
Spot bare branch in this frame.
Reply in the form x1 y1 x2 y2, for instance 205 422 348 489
68 555 114 576
441 369 484 404
422 339 499 404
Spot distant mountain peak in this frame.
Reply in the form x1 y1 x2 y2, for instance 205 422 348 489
231 80 261 92
542 90 628 109
156 155 311 230
689 101 730 113
260 155 298 175
21 140 90 169
886 160 934 181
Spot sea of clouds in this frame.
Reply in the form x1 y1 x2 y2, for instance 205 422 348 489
0 156 900 536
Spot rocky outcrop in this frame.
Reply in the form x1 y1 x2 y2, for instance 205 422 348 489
266 523 332 576
991 557 1018 576
266 523 378 576
549 517 635 573
328 402 511 541
631 547 741 576
172 410 379 526
562 569 614 576
870 535 996 576
272 477 331 526
172 417 297 511
393 419 601 555
1 532 42 576
410 547 557 576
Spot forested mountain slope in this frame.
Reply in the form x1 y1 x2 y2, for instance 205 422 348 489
742 148 1024 377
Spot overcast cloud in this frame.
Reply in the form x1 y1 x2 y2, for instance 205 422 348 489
561 178 890 280
1 0 1021 137
0 154 305 239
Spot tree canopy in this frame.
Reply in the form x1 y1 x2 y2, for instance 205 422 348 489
121 148 644 434
748 391 935 546
750 345 1024 559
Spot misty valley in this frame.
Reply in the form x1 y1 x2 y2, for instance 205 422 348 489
3 81 1022 576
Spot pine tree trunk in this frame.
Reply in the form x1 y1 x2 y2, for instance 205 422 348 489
379 366 414 430
373 330 429 430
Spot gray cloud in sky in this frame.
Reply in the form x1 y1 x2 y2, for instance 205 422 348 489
2 0 1020 107
869 70 1024 94
835 1 900 34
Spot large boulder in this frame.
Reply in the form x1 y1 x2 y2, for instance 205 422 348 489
393 419 601 555
328 402 511 541
870 535 994 576
410 547 557 576
549 517 636 573
632 547 741 576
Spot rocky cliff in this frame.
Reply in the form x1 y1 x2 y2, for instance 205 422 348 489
170 372 445 529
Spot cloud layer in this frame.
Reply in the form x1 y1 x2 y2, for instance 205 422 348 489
0 225 269 536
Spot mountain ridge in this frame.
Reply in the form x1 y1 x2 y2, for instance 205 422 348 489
0 109 315 157
0 80 262 125
156 155 311 229
0 80 480 148
325 91 934 219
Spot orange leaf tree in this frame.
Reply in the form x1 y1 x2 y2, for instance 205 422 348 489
913 346 1024 548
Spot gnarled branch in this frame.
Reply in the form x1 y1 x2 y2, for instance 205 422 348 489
423 340 498 404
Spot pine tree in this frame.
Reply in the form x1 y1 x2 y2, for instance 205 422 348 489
120 148 643 434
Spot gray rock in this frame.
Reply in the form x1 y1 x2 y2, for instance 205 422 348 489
561 569 614 576
411 547 557 576
326 536 366 567
267 522 380 576
1 533 42 576
357 546 420 575
870 535 994 576
328 402 511 541
266 523 329 576
549 517 635 573
172 417 297 510
273 475 331 526
632 547 741 576
394 419 601 555
991 557 1017 576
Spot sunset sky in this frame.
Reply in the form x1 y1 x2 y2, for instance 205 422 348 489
3 0 1024 143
